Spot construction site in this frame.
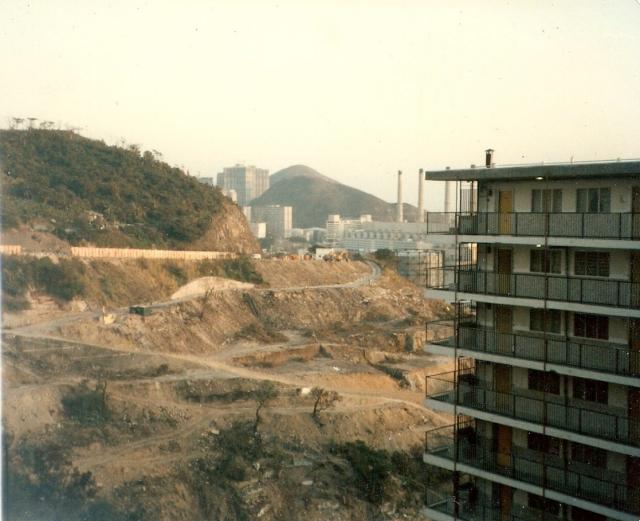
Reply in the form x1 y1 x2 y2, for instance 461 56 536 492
2 253 453 521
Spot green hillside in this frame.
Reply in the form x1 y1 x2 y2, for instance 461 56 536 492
0 129 226 248
251 165 417 228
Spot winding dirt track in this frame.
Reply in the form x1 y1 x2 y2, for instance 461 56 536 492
4 260 449 482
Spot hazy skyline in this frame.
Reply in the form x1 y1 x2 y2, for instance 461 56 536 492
2 0 640 210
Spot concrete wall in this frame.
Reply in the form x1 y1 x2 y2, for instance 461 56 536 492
0 244 22 254
478 178 633 214
70 247 235 260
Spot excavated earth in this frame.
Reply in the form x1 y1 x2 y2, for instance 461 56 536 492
3 260 453 521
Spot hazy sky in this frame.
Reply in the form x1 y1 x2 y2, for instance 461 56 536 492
2 1 640 209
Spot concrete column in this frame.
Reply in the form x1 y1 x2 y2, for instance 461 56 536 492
417 168 425 223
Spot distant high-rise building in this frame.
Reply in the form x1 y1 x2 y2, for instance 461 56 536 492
216 164 269 206
198 177 216 186
252 205 293 239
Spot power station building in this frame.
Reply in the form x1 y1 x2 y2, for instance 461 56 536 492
216 164 269 206
422 151 640 521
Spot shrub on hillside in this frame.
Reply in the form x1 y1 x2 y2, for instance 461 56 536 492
334 440 393 504
61 381 109 425
223 256 264 284
1 255 86 306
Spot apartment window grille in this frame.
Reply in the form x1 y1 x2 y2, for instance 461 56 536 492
573 313 608 340
573 377 608 404
527 432 561 456
530 249 562 274
528 369 560 394
529 309 561 334
570 441 607 468
576 187 610 213
574 251 609 277
532 189 562 212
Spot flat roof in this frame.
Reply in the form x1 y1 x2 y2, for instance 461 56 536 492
424 159 640 182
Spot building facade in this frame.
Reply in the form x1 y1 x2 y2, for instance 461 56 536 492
252 205 293 239
422 158 640 521
216 164 269 206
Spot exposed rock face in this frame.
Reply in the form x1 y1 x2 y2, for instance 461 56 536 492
189 200 259 254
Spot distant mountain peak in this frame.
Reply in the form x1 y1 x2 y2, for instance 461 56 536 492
251 165 416 228
270 164 338 186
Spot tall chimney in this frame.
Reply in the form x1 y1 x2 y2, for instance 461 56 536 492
485 148 494 168
396 170 403 223
417 168 425 223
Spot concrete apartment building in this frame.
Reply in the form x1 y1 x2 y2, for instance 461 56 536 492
422 151 640 521
252 205 292 239
216 164 269 206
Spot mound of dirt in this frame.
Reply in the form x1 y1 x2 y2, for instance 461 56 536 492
255 260 369 287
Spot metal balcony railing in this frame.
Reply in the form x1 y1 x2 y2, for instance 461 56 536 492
426 267 640 309
425 370 640 447
426 322 640 378
424 423 640 515
424 212 640 240
424 488 552 521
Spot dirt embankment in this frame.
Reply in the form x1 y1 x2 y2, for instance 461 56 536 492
254 260 369 287
2 257 373 329
3 262 452 521
55 270 443 355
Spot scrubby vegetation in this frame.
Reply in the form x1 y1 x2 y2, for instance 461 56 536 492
8 436 142 521
61 380 109 425
332 440 444 506
198 256 264 284
1 255 86 310
0 255 265 311
0 129 224 247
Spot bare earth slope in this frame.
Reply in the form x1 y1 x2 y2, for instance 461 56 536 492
3 261 452 521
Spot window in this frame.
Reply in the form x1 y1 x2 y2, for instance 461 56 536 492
573 377 608 404
532 189 562 212
530 249 562 273
528 369 560 394
527 432 560 456
528 494 561 517
576 188 610 213
574 251 609 277
573 313 608 340
530 309 561 334
571 442 607 468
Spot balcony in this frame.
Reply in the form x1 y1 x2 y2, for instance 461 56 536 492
427 267 640 309
424 423 640 516
424 488 554 521
424 212 640 240
427 322 640 379
426 370 640 448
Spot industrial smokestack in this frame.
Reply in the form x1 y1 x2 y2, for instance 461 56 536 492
396 170 403 223
417 168 425 223
485 148 494 168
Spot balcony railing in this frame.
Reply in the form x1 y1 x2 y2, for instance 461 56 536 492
425 371 640 447
426 322 640 378
427 267 640 309
425 488 555 521
424 423 640 515
424 212 640 240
